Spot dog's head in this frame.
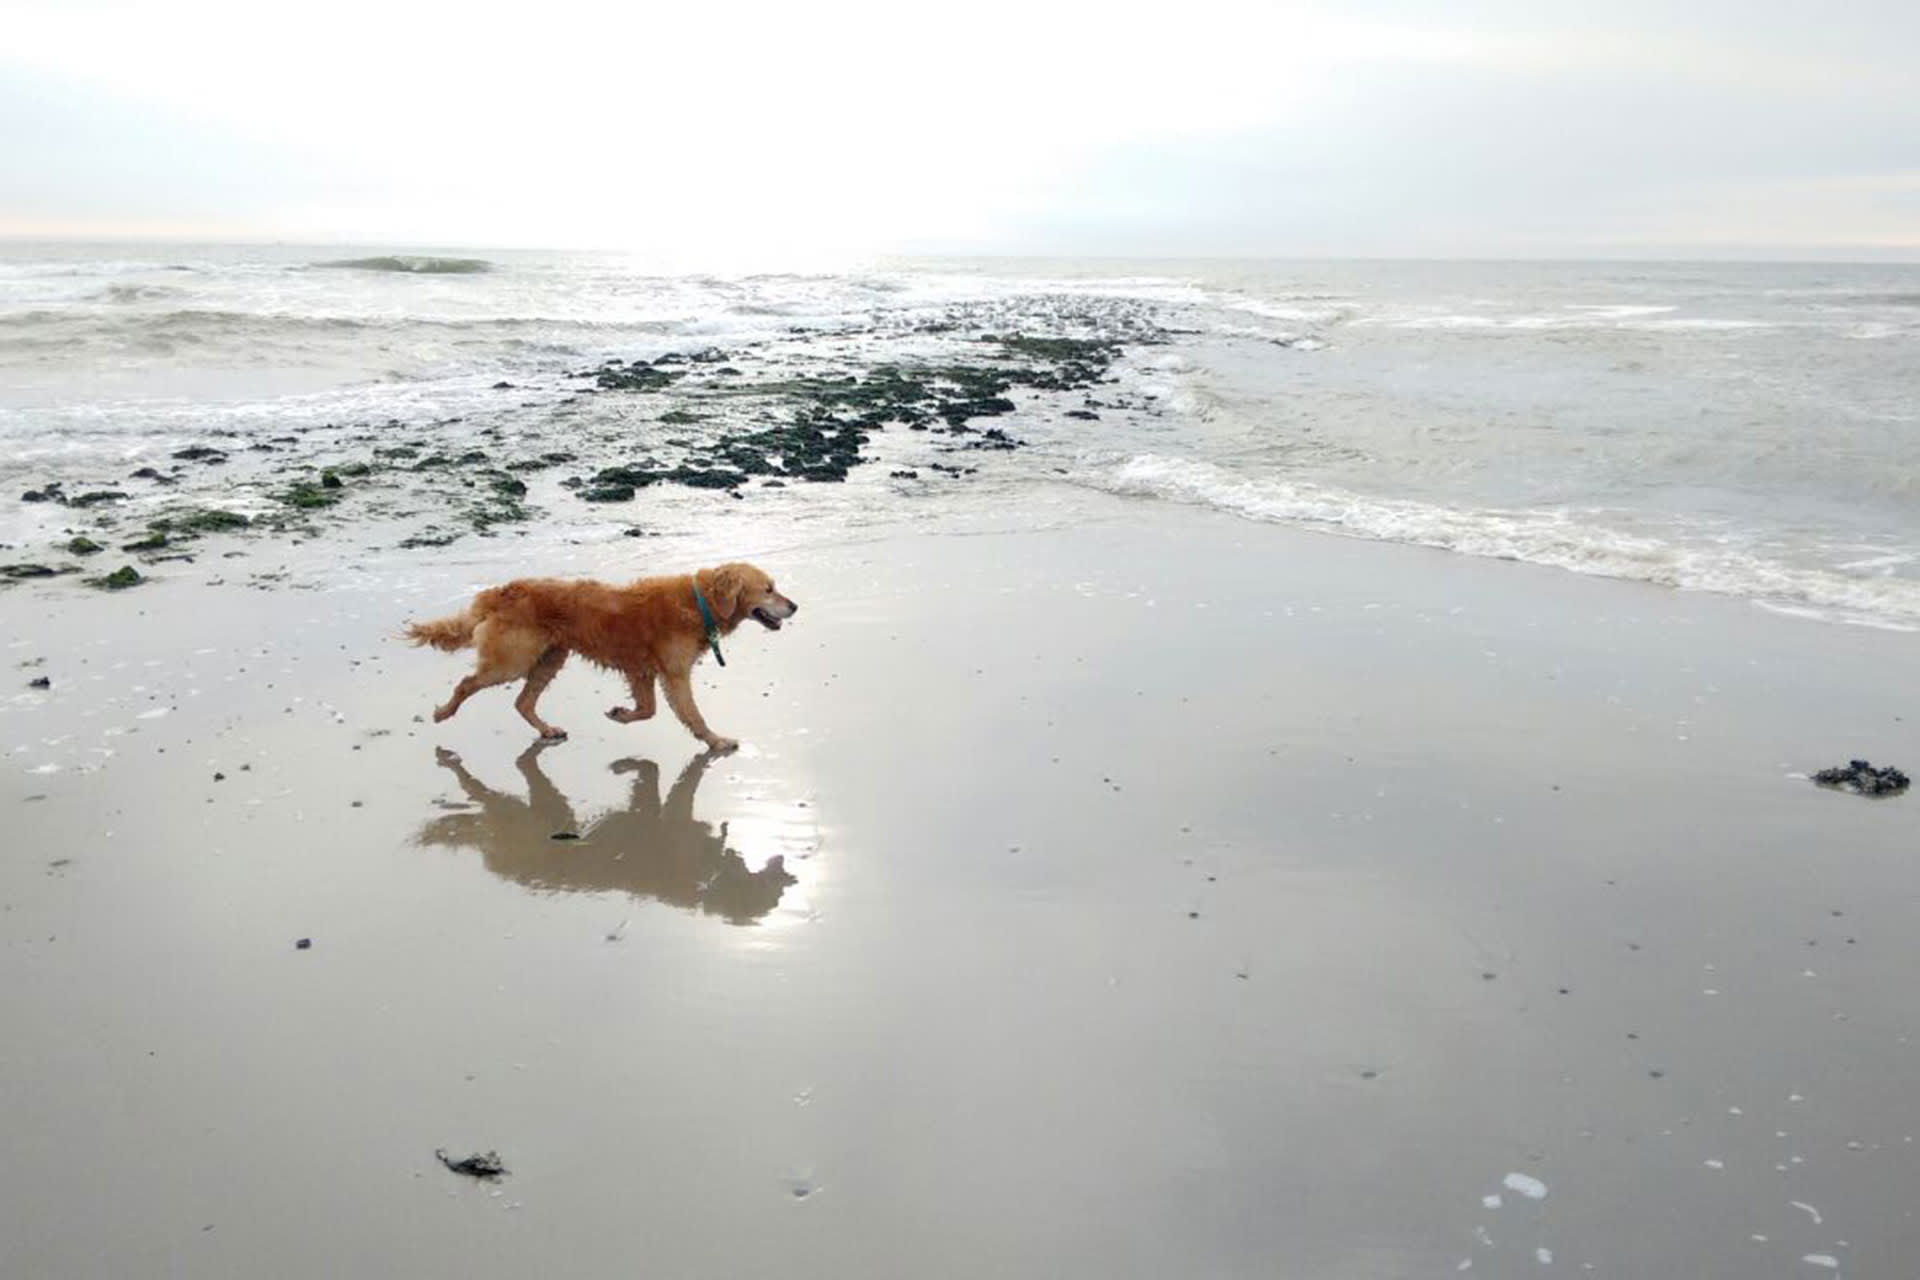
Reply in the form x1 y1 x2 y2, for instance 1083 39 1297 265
704 562 798 632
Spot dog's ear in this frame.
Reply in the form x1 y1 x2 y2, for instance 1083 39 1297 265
705 564 746 620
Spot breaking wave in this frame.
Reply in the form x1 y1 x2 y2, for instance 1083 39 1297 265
1084 454 1920 629
312 255 494 274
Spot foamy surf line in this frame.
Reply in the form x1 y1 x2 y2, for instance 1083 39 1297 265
1081 455 1920 630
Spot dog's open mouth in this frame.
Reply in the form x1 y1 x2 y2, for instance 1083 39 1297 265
751 606 784 630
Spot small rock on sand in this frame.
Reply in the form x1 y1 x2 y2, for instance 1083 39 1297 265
437 1149 507 1179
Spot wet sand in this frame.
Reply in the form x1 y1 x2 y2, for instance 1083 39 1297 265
4 494 1918 1277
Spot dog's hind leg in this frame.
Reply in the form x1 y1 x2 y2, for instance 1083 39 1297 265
513 646 571 741
434 620 541 724
435 670 509 723
605 668 658 724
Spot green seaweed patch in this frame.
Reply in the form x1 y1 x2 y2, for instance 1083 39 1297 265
471 498 529 531
171 509 252 534
587 360 685 392
91 565 144 590
4 563 75 580
69 491 129 508
67 536 104 555
122 532 169 552
277 482 342 510
505 452 577 472
399 530 460 549
658 409 706 425
988 333 1121 363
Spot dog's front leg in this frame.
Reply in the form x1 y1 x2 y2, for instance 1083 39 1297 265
662 671 736 753
606 669 658 724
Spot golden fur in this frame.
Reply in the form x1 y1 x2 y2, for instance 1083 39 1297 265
406 561 796 751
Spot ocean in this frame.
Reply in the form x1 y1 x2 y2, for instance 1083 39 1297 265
4 243 1918 627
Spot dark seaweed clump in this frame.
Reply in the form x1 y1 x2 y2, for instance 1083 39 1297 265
571 333 1125 499
1812 759 1909 796
435 1149 507 1179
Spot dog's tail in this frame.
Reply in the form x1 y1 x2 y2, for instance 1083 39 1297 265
406 610 476 652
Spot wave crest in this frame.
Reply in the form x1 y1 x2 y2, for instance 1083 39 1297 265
312 255 493 275
1084 454 1920 628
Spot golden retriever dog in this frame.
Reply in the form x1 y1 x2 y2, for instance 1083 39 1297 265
406 562 796 751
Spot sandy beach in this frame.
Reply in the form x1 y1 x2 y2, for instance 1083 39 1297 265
4 491 1916 1277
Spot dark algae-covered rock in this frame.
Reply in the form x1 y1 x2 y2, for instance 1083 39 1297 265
566 338 1125 507
92 566 144 590
1812 760 1909 797
2 306 1156 583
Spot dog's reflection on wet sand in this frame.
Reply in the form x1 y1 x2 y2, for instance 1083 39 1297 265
419 744 796 925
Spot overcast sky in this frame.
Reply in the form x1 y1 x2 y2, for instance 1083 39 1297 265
4 0 1917 259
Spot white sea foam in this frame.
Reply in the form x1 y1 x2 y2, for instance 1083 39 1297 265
1502 1172 1549 1200
1084 454 1920 628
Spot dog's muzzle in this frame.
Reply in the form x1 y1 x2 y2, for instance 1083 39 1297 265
752 596 798 630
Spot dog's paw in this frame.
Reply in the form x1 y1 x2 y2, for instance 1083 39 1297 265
431 706 454 723
434 747 462 766
704 736 740 755
539 727 569 742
